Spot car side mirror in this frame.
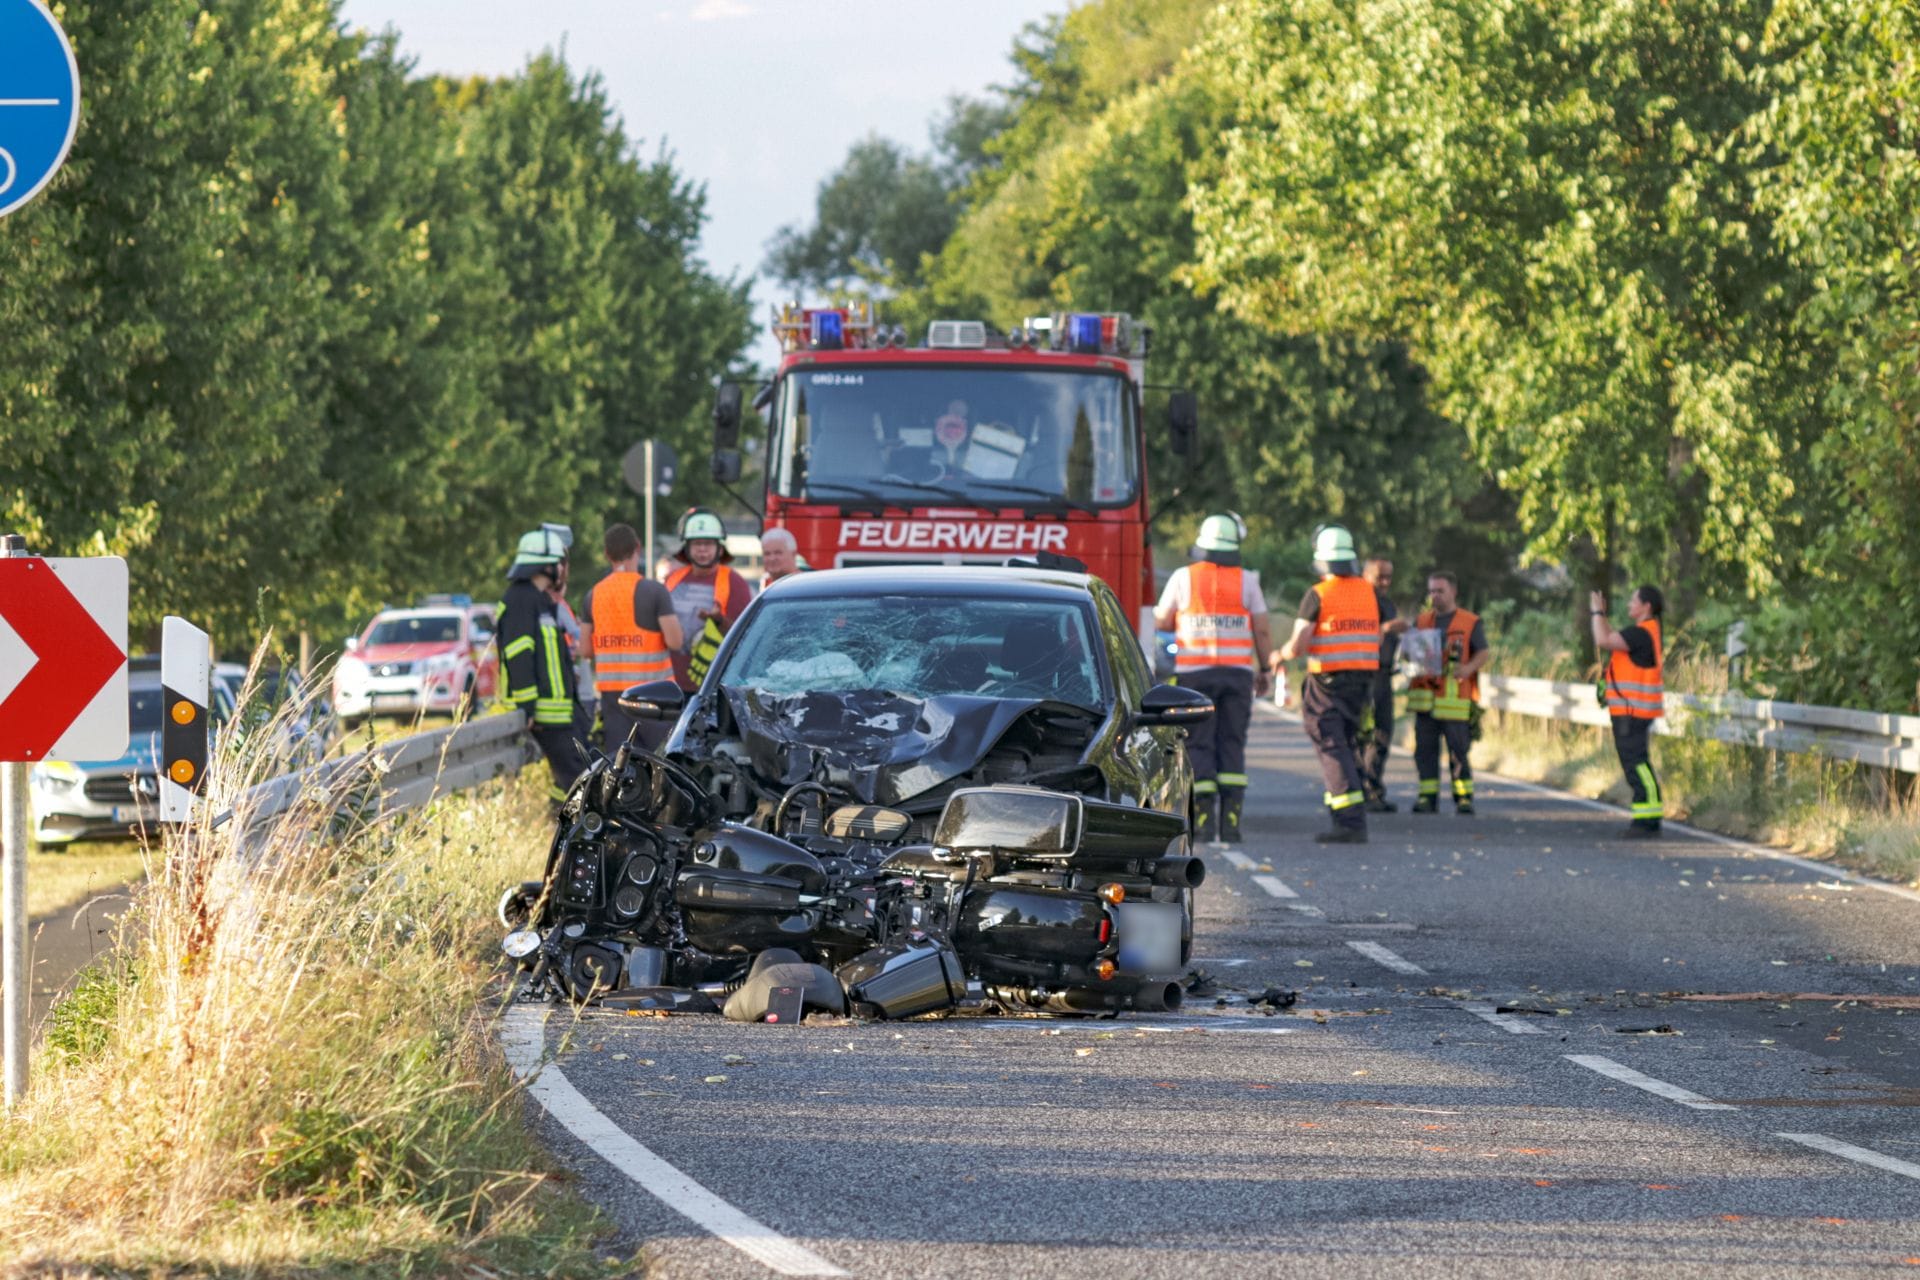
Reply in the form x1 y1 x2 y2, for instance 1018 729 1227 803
1167 391 1198 457
713 383 743 450
618 679 686 721
1137 682 1213 726
344 636 361 653
711 448 742 485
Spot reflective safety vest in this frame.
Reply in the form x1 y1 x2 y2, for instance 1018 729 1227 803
665 565 744 689
1606 617 1664 719
588 572 673 693
1407 607 1480 721
1175 562 1255 672
1306 576 1381 675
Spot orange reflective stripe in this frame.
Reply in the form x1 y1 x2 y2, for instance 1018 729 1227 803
1176 562 1256 670
1307 576 1381 674
590 572 671 692
1606 617 1663 719
665 564 737 615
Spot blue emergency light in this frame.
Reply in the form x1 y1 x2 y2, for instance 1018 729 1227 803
811 310 845 349
1068 313 1103 352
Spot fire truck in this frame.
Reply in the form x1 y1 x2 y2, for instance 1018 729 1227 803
710 302 1197 649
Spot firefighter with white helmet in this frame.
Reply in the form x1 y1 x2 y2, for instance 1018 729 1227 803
664 507 753 689
1154 512 1273 844
1274 524 1380 843
497 524 591 802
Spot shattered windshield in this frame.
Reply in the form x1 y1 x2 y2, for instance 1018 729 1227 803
719 596 1106 710
772 367 1139 508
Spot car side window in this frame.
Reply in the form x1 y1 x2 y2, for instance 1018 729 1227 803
1094 588 1149 706
469 610 494 644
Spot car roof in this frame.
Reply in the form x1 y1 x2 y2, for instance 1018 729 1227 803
368 607 466 622
757 565 1101 603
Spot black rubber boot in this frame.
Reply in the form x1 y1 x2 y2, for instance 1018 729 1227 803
1193 791 1219 845
1411 796 1438 814
1219 787 1245 844
1314 827 1369 845
1365 795 1397 813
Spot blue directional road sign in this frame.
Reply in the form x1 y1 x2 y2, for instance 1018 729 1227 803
0 0 80 220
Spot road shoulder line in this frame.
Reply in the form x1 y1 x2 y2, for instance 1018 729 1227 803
500 1007 850 1278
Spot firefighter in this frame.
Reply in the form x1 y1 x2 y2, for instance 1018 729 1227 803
1153 513 1274 844
498 525 591 802
1407 570 1491 814
1591 584 1666 838
665 508 752 690
1273 524 1379 844
1358 556 1411 811
582 523 683 756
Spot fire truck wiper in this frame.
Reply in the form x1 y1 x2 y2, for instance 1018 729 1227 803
800 481 910 509
964 480 1098 515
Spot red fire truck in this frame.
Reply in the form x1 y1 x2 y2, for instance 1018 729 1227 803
710 302 1197 648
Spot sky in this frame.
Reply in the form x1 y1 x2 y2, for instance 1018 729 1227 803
336 0 1064 365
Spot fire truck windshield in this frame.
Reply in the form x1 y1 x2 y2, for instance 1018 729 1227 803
771 367 1139 509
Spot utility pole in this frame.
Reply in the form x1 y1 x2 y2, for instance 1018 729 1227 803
2 533 30 1107
643 438 657 574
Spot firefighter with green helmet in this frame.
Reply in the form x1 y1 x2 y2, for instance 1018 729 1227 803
497 524 591 802
663 507 752 690
1154 512 1273 844
1274 523 1380 843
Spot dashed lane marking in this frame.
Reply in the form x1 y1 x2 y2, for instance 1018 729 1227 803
1564 1054 1737 1111
1221 849 1257 871
502 1009 850 1277
1346 940 1428 975
1461 1002 1548 1034
1284 902 1326 917
1778 1132 1920 1182
1252 875 1298 898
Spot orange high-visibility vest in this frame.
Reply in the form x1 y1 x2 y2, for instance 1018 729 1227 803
664 564 739 617
1409 607 1481 717
1606 616 1663 719
1175 562 1255 672
588 572 672 692
1306 576 1381 675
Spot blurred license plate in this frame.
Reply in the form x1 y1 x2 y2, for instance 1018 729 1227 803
373 693 415 707
110 805 153 824
1112 901 1183 974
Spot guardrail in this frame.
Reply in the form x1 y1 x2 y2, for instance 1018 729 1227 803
1480 675 1920 774
230 711 540 838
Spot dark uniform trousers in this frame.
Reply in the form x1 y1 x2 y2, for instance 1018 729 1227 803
1359 679 1394 801
1612 715 1662 829
599 692 670 758
1413 713 1474 805
1181 666 1254 791
1304 672 1371 831
530 706 593 801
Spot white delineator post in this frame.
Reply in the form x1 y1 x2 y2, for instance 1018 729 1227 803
2 532 29 1106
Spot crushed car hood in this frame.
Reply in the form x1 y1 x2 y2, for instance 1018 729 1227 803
721 687 1100 807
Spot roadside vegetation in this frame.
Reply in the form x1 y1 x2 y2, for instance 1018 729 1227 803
24 841 146 922
0 696 613 1276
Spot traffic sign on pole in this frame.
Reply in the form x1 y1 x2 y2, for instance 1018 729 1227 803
0 0 81 220
0 556 129 762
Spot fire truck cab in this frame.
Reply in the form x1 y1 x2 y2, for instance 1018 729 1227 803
711 302 1197 652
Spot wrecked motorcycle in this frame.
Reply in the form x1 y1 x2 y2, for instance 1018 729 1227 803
499 722 1203 1020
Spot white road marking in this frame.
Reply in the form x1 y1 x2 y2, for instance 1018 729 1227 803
968 1018 1298 1036
1284 902 1326 917
1252 875 1298 898
1778 1132 1920 1182
1221 849 1257 871
1461 1002 1547 1034
501 1009 849 1277
1487 772 1920 906
1195 957 1253 967
1564 1054 1736 1111
1346 940 1427 975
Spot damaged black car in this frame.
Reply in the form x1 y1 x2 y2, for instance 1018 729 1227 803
502 566 1218 1019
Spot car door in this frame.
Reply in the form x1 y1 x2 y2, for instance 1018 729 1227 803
1091 585 1184 814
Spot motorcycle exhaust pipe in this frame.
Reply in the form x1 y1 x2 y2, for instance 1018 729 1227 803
1129 979 1185 1013
1151 856 1206 889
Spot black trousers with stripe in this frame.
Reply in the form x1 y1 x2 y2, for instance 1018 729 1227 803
1611 715 1662 828
1180 666 1254 789
1303 673 1370 830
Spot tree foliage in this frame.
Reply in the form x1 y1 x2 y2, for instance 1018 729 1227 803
0 0 750 646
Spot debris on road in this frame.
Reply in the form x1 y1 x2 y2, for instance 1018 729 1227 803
1668 992 1920 1009
1615 1024 1682 1036
1247 987 1298 1012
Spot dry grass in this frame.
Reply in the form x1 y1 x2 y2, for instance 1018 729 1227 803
24 842 147 922
0 647 613 1277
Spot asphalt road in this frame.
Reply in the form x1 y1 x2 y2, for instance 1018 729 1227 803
508 706 1920 1278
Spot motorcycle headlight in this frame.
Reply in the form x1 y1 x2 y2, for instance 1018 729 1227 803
31 761 85 792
